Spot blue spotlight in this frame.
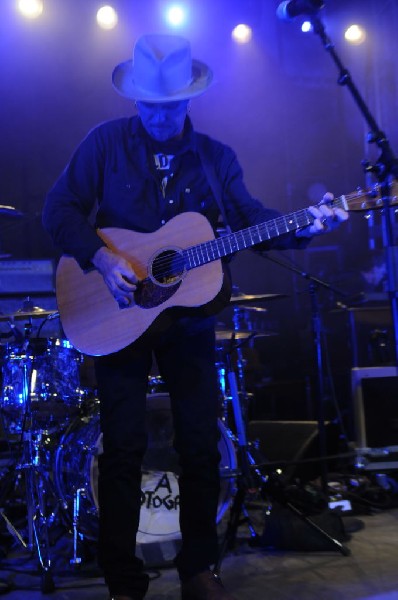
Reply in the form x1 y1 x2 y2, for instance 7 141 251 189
165 4 187 28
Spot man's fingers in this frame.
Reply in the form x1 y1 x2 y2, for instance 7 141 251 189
334 207 349 222
118 277 137 292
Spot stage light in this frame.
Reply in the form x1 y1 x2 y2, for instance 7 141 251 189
165 4 187 28
301 20 313 33
231 24 253 45
345 24 366 45
96 5 118 30
17 0 43 19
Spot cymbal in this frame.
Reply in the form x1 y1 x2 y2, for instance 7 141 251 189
0 307 58 321
215 328 277 341
0 205 24 218
234 305 268 313
229 293 287 304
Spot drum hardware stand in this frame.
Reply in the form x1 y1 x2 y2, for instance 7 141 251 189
215 359 228 425
214 334 264 577
216 308 255 427
0 326 68 594
214 297 351 576
0 418 57 592
231 307 249 400
69 487 88 568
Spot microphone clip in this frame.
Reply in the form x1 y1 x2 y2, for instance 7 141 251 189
277 0 325 21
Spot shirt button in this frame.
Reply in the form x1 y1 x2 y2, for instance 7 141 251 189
169 199 174 204
185 188 191 193
161 219 165 225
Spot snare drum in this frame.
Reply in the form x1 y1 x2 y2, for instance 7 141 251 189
55 393 237 543
1 338 83 433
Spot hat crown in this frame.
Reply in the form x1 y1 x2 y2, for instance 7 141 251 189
112 33 213 102
132 35 193 99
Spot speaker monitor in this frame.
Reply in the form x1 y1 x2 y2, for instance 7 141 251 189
247 420 339 482
0 259 54 294
0 259 59 338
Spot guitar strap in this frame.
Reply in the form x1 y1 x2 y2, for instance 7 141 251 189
196 134 232 235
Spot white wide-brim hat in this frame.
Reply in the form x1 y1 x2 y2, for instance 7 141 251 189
112 34 213 102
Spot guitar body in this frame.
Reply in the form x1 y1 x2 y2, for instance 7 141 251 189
56 212 225 356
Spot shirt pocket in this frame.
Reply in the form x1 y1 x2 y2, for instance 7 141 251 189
99 170 158 230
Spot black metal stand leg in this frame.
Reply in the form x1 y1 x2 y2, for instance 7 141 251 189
0 434 59 592
28 467 55 593
261 470 351 556
214 328 351 577
213 480 251 577
283 499 350 556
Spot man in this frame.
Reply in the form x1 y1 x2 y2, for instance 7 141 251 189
43 34 348 600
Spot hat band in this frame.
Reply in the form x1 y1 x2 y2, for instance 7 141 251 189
131 72 194 98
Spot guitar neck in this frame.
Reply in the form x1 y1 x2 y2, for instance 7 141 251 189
184 195 347 270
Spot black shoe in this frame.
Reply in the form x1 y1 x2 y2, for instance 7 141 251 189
181 571 237 600
342 516 365 534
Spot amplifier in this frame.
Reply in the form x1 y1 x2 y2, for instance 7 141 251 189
351 366 398 470
0 259 55 295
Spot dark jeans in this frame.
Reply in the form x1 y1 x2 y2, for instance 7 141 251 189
95 317 221 599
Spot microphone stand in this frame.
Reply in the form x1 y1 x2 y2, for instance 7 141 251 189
308 10 398 366
213 326 350 571
259 251 350 497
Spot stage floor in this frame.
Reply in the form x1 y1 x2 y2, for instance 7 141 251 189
0 507 397 599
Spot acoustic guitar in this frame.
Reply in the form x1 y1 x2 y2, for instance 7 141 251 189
56 184 396 356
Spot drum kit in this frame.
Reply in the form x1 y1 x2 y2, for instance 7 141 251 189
0 303 84 591
0 288 283 590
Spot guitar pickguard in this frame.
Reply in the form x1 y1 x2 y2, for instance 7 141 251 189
135 278 182 309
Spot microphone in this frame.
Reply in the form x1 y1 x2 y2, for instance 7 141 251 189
277 0 324 21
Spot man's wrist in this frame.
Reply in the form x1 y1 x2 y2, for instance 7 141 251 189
92 245 111 269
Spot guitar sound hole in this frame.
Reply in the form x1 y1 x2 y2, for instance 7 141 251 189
151 249 185 286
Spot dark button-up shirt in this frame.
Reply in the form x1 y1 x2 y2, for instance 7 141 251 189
43 116 305 269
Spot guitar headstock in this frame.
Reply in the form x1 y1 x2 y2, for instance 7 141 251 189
343 179 398 212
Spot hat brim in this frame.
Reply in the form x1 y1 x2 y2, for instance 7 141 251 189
112 58 213 102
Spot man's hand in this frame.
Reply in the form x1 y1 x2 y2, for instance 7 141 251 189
296 192 349 238
92 246 138 308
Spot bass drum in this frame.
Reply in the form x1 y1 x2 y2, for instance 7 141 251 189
55 393 237 543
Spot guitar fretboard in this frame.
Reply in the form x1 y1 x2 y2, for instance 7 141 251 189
184 196 346 270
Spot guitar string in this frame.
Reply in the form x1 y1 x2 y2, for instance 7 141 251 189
137 198 348 281
138 205 337 280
